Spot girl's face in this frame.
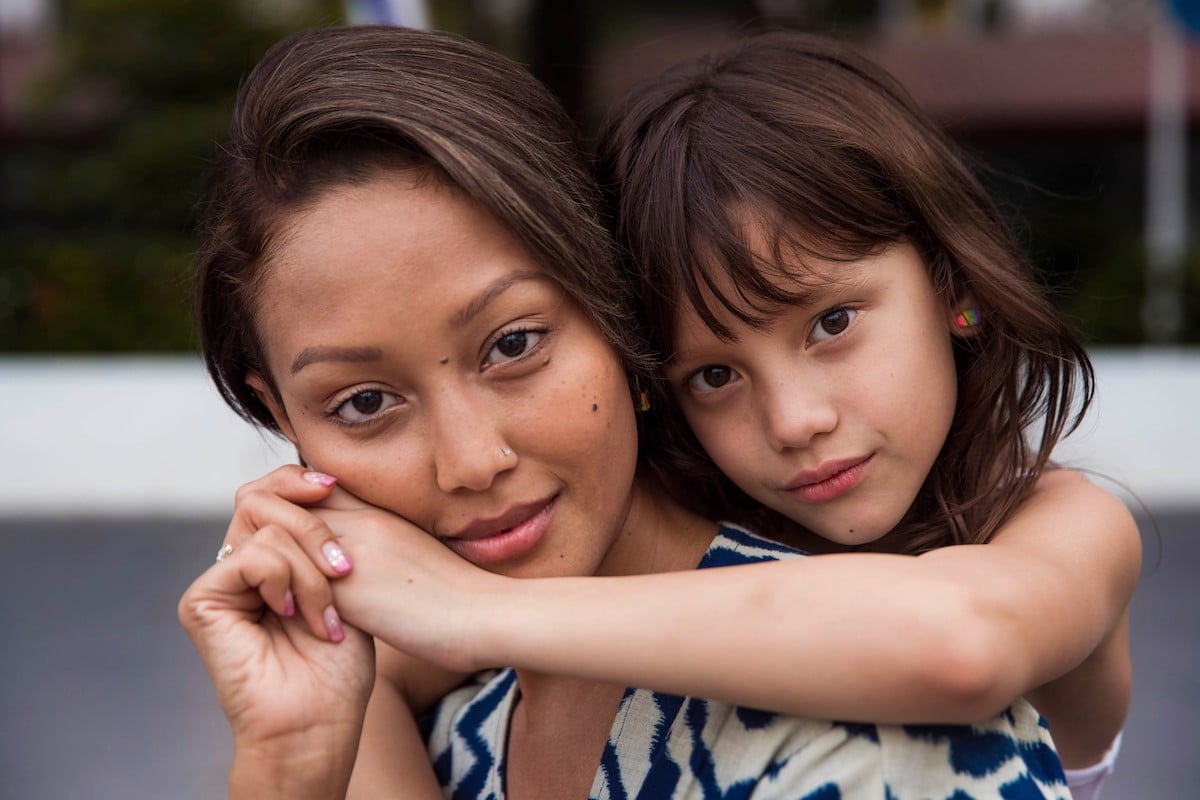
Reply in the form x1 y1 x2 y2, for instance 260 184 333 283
665 242 960 546
248 175 641 579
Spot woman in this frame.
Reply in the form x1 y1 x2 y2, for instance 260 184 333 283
178 25 1070 798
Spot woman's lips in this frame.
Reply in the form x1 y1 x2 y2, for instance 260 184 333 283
441 497 556 567
784 455 872 503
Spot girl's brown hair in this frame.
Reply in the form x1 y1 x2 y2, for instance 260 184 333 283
195 25 650 433
599 31 1094 553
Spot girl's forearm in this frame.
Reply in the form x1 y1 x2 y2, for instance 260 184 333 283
472 552 1025 723
465 473 1137 725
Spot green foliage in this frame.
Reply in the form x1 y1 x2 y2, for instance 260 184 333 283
2 4 1193 351
1 0 344 352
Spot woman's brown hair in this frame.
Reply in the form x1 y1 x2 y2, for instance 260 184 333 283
195 25 650 434
599 31 1094 553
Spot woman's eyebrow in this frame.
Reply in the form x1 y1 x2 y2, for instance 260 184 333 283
290 346 382 375
452 270 545 327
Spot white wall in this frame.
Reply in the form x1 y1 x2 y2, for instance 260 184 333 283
0 350 1195 517
0 357 294 517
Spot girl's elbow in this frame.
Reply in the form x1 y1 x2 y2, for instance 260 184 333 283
913 601 1027 720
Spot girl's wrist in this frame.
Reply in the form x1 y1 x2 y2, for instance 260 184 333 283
464 573 530 669
469 573 571 671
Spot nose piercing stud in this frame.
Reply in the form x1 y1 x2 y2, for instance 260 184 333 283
501 447 512 457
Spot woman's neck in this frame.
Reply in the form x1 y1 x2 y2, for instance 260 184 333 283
503 474 718 793
593 471 719 579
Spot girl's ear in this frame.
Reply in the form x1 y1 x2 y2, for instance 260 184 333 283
246 373 299 445
948 297 983 338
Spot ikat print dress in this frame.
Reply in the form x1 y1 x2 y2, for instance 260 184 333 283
425 525 1070 799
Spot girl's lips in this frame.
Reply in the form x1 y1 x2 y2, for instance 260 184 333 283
442 498 556 567
784 455 872 503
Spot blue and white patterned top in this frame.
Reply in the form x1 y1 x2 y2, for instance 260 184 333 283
425 525 1069 799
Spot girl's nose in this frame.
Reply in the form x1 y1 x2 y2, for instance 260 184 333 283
758 371 838 452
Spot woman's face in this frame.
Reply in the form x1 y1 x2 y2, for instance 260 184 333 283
249 173 640 579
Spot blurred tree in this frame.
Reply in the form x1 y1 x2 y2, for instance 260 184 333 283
0 0 344 352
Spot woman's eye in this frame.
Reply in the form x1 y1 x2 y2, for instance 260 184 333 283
485 329 543 366
687 365 740 394
334 389 401 424
810 307 856 343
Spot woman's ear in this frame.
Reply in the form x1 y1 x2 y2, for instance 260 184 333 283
246 373 299 445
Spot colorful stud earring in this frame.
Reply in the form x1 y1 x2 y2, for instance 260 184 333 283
955 308 981 329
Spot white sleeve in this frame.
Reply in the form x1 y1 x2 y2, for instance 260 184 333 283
1063 731 1123 800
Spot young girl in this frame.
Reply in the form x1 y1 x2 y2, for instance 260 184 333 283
596 30 1138 796
179 25 1073 799
206 28 1137 799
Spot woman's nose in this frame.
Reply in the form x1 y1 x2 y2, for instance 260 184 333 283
429 388 516 493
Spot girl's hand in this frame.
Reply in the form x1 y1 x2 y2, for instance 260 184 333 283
178 531 376 798
314 505 508 674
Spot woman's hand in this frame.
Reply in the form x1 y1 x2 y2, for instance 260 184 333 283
219 466 357 643
222 464 508 672
178 524 375 799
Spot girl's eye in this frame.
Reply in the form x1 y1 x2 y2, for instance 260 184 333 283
810 307 856 343
687 364 740 394
333 389 402 425
485 329 544 366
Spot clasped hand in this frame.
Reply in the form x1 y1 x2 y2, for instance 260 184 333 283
178 465 501 786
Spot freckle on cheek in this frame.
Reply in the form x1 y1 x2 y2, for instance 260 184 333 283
592 403 598 412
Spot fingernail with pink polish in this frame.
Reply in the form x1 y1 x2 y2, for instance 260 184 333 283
322 541 352 574
284 590 296 618
303 471 337 487
324 606 345 644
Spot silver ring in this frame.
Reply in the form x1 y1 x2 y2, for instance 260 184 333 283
215 543 234 563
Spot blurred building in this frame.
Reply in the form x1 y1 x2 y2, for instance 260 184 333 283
2 0 1195 346
0 0 53 150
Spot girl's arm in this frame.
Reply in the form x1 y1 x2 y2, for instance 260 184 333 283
433 470 1138 729
247 466 1137 777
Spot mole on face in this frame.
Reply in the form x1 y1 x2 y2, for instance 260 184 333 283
439 356 449 365
592 403 598 412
